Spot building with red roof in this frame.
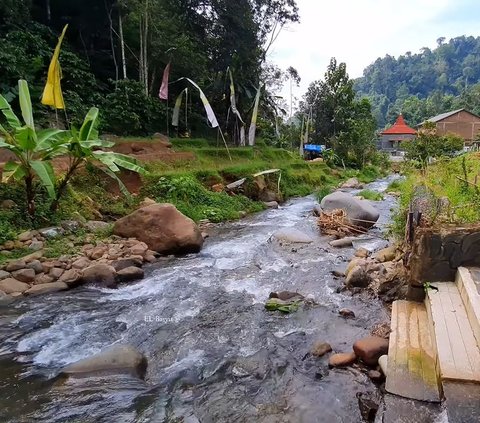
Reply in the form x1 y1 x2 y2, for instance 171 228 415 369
378 115 417 153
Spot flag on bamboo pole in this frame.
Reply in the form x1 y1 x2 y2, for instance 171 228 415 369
172 88 187 127
228 68 244 124
248 84 263 146
184 78 219 127
159 62 171 100
41 24 68 109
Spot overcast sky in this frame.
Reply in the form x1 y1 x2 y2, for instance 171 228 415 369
271 0 480 102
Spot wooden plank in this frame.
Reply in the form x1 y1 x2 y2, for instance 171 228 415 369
427 283 480 383
457 267 480 347
385 300 441 402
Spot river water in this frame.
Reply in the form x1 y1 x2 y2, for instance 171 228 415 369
0 178 398 423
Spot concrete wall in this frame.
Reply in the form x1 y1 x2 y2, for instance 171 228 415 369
377 134 415 152
435 110 480 143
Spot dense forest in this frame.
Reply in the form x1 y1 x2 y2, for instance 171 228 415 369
355 36 480 128
0 0 299 140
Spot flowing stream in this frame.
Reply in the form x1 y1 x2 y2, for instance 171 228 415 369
0 177 398 423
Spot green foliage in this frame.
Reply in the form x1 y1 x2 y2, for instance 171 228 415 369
358 189 384 201
143 174 263 222
404 122 464 171
356 36 480 127
101 79 166 135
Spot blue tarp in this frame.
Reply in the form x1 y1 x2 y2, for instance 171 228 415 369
304 144 324 152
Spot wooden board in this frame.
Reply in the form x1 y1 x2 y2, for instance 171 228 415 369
427 283 480 383
457 267 480 347
385 300 441 402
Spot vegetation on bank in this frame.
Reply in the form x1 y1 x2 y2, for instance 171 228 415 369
389 153 480 239
0 139 387 252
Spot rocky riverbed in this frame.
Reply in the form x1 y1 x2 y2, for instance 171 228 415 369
0 177 399 422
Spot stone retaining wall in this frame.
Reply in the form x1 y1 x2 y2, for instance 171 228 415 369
407 225 480 299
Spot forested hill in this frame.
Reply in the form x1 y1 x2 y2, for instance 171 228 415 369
355 36 480 128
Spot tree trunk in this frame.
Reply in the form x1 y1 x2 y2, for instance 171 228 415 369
118 12 127 79
105 1 119 84
45 0 51 22
50 162 80 213
143 0 149 95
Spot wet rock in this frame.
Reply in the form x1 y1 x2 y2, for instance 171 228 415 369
368 370 384 382
328 352 357 367
310 341 332 357
0 290 14 305
0 270 10 280
273 228 313 243
331 269 346 278
313 204 322 217
35 273 54 285
0 278 30 294
373 246 397 263
58 269 83 287
259 189 280 203
25 282 68 296
357 391 381 422
353 336 389 366
116 266 144 283
239 211 248 218
113 203 204 255
329 237 354 248
263 201 279 209
82 264 117 288
11 268 35 283
345 265 371 288
72 257 91 270
370 322 391 339
269 291 304 301
112 257 143 272
61 344 147 379
6 259 27 272
26 260 44 274
378 355 388 376
22 250 43 263
339 308 356 318
60 220 82 232
355 247 370 258
320 192 379 229
49 267 65 280
129 242 149 256
340 177 363 189
85 220 110 232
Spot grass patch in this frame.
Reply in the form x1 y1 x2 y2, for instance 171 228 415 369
358 189 384 201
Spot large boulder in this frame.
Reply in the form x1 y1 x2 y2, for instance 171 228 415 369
273 228 313 243
113 203 204 254
320 191 380 229
340 177 363 189
61 344 147 379
82 264 117 288
24 282 68 296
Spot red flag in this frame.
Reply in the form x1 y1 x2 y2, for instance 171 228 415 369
159 62 170 100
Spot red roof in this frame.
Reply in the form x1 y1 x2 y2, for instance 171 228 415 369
381 115 417 135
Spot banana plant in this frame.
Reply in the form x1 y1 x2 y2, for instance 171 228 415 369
0 80 64 217
49 106 147 212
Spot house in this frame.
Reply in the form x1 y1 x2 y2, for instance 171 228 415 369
378 115 416 154
420 109 480 145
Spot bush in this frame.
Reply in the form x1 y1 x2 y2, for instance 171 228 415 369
358 189 384 201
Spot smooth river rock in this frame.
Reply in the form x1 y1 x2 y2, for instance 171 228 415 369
353 336 389 366
273 228 313 244
24 282 69 296
0 278 30 294
113 203 204 255
320 191 380 229
61 344 147 379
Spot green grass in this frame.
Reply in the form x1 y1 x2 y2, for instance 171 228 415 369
358 189 384 201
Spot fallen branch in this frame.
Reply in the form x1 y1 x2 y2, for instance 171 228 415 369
317 209 367 237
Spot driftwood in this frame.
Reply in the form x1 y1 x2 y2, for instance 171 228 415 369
317 209 367 237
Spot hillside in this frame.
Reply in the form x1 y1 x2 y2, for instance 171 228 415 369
355 36 480 128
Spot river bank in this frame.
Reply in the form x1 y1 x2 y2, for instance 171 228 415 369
0 176 398 422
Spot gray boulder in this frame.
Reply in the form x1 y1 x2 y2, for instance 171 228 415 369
320 191 379 228
24 282 69 296
61 344 147 379
82 264 117 288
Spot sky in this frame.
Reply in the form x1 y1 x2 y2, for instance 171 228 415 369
271 0 480 104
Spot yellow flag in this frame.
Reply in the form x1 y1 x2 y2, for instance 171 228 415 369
41 24 68 109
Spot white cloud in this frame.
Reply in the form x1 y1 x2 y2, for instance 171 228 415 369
270 0 480 103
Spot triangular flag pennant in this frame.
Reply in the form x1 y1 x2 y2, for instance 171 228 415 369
159 62 171 100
